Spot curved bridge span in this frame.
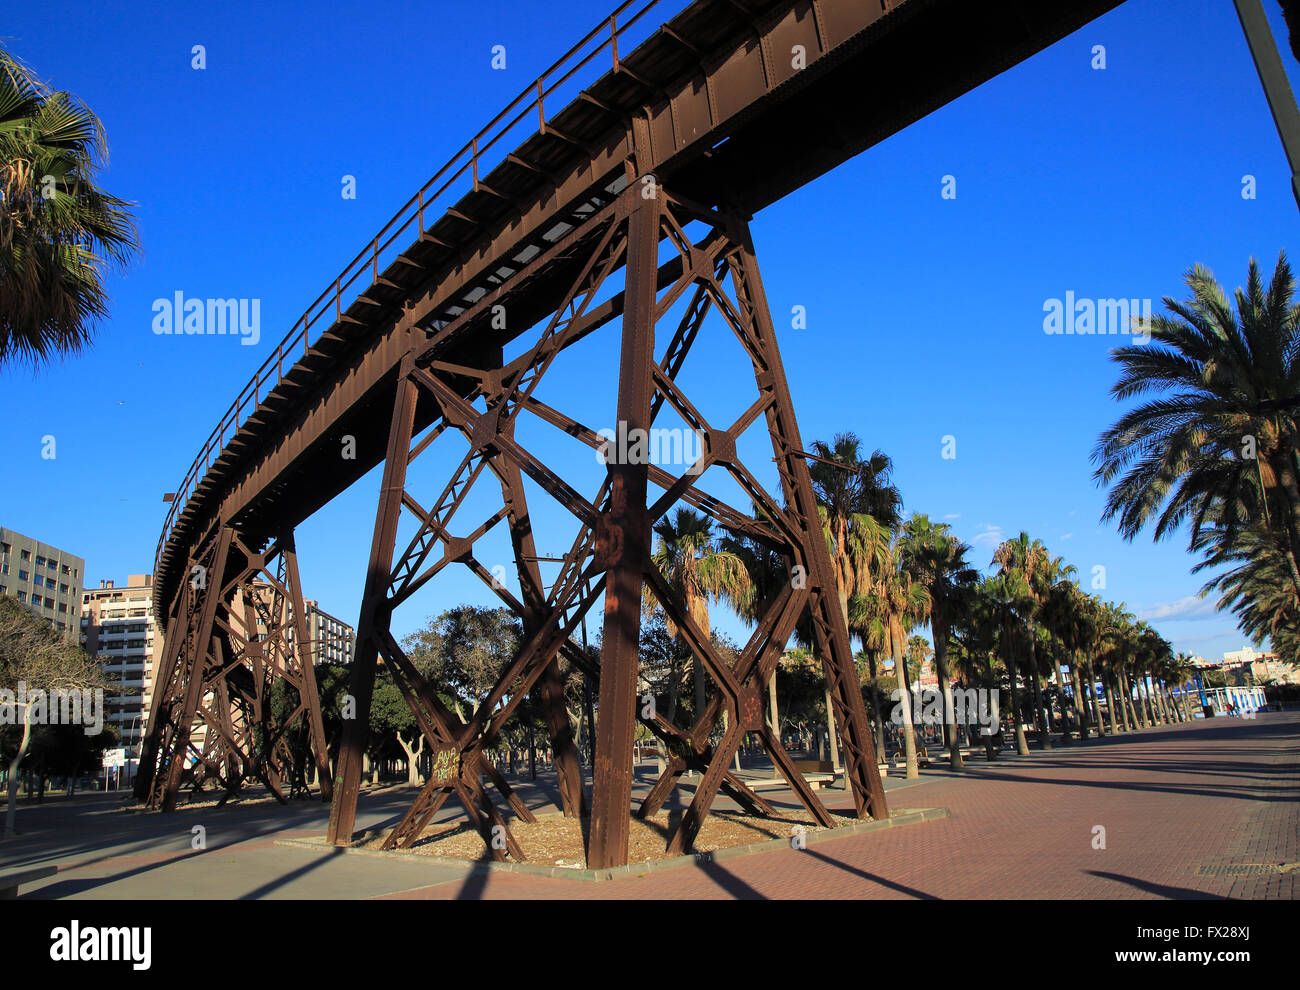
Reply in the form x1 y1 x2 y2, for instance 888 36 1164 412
138 0 1123 867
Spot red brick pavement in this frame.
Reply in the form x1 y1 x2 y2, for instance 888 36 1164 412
379 712 1300 900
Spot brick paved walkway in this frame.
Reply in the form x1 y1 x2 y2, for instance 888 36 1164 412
381 711 1299 900
6 711 1295 899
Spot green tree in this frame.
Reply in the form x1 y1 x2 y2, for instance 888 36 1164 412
993 533 1056 748
1 595 108 833
868 534 930 779
901 514 977 768
1092 253 1300 608
644 508 751 721
984 571 1033 755
0 49 140 367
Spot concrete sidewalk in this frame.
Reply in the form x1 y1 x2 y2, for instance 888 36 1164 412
3 712 1295 899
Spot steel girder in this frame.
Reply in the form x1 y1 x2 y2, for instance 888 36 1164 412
325 174 887 867
134 529 332 810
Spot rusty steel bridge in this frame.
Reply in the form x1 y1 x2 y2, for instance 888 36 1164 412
135 0 1124 868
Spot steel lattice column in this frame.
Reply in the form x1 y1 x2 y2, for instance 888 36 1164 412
587 183 660 870
327 363 419 845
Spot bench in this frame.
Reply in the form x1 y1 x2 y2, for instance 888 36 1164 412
0 865 57 898
748 760 838 791
750 773 835 791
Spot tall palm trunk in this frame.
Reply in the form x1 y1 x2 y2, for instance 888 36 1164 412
1146 676 1164 724
1133 665 1154 722
1119 669 1142 728
1138 673 1156 725
1070 663 1088 740
983 656 1000 760
891 618 919 778
693 658 706 726
1159 681 1175 723
1086 659 1105 736
933 612 963 770
864 647 886 761
1108 676 1127 732
1267 450 1300 600
1029 639 1052 749
1003 618 1031 756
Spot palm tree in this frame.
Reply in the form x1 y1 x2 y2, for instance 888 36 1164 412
1198 521 1299 663
949 583 1003 759
807 435 898 772
1031 556 1077 741
1042 578 1086 741
993 533 1053 748
1135 623 1175 725
808 435 903 538
1168 652 1198 720
901 514 977 769
1093 603 1125 734
1105 604 1143 730
1 49 140 367
1065 588 1105 738
644 508 752 721
847 591 890 760
985 572 1032 756
905 634 931 690
868 535 930 779
1092 253 1300 600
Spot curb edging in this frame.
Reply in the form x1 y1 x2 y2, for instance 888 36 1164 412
274 806 949 884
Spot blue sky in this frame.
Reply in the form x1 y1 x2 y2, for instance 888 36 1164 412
1 0 1295 660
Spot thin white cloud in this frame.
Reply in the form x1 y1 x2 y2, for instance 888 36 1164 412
1137 596 1220 623
943 513 961 520
971 524 1004 549
1060 533 1073 541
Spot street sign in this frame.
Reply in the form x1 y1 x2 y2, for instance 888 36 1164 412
102 748 126 769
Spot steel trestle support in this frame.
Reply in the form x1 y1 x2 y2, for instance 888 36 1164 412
135 527 333 810
324 173 886 867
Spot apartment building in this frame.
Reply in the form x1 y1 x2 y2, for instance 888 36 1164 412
304 600 355 665
245 581 355 666
81 574 162 752
0 526 85 642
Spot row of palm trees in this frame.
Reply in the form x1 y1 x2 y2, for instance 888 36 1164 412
642 251 1294 786
643 433 1196 782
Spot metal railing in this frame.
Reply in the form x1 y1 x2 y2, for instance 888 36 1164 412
155 0 684 575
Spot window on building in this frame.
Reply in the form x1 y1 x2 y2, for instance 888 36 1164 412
46 559 56 570
61 564 69 575
18 570 28 581
20 550 30 560
59 584 67 594
35 556 45 567
17 591 26 603
0 564 6 576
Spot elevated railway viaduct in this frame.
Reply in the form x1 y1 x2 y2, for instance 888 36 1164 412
136 0 1124 868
